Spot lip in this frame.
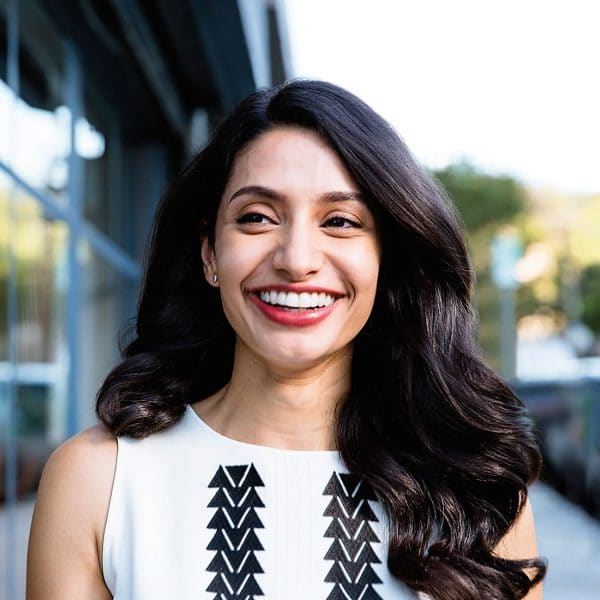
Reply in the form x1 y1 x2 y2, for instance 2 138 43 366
248 292 340 327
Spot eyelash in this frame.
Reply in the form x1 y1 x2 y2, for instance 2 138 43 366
236 212 362 229
235 213 268 227
325 216 362 229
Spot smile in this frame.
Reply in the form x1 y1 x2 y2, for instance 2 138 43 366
258 289 336 309
248 292 340 327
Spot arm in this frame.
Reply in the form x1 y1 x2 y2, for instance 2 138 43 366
26 424 117 599
493 496 543 600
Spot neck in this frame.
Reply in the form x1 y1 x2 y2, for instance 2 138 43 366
193 341 353 451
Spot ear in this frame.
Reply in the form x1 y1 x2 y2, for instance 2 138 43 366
200 236 217 286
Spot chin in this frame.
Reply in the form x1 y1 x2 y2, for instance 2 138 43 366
261 343 349 369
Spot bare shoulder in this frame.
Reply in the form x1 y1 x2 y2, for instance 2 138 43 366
494 496 538 559
46 423 118 566
494 496 543 600
27 422 117 599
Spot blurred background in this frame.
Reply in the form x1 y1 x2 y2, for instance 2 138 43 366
1 0 599 598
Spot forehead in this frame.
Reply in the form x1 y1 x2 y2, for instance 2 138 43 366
224 127 359 195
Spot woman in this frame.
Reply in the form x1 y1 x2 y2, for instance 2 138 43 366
27 79 546 599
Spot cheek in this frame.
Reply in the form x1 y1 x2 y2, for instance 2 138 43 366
216 231 266 287
345 241 380 289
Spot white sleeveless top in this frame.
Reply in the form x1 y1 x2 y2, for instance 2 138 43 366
102 403 427 599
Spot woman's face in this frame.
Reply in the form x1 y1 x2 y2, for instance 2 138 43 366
201 126 382 371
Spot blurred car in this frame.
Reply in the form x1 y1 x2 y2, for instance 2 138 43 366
513 376 600 516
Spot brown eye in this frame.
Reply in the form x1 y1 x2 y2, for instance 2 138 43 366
236 212 272 225
325 216 362 229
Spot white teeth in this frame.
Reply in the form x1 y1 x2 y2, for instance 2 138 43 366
258 290 337 308
298 293 312 308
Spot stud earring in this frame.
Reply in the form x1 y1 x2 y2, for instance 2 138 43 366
212 274 218 284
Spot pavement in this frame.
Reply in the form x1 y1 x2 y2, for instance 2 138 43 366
2 483 599 599
0 493 35 600
530 483 600 599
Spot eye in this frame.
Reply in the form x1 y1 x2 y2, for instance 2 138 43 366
236 212 273 225
324 215 362 229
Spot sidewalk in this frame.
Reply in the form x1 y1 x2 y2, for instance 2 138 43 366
0 494 35 600
530 482 600 599
2 483 600 599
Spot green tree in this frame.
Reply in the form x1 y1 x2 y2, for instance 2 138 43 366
581 264 600 333
433 162 526 233
432 162 528 369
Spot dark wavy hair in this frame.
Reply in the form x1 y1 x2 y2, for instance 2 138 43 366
96 78 546 598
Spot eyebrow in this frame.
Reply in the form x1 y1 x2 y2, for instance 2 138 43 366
227 185 365 205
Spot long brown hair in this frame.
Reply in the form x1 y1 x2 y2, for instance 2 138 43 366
96 78 546 599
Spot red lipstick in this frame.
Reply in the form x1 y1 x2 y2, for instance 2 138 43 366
247 291 340 327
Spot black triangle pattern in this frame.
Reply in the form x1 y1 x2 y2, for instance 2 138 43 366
323 472 383 599
206 464 266 599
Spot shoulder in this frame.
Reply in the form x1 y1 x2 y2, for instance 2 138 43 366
54 423 118 462
494 496 538 560
27 423 117 598
493 496 543 599
48 423 118 557
45 421 117 465
39 422 117 497
42 423 117 508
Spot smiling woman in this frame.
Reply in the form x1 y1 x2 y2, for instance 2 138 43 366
201 126 381 369
27 79 546 600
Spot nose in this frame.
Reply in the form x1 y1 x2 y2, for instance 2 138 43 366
271 218 324 280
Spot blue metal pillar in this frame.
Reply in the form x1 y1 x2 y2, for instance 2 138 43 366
65 43 83 437
4 0 20 597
